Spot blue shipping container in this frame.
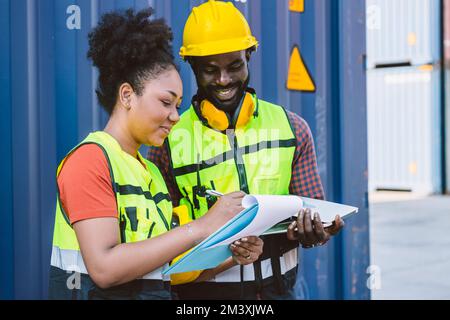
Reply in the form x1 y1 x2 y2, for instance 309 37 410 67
446 68 450 194
445 0 450 194
0 0 369 299
445 0 450 63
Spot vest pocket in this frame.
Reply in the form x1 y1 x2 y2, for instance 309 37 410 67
137 207 157 240
121 207 157 242
124 207 138 231
254 175 281 194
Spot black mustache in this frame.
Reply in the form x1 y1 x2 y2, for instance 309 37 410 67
210 85 238 91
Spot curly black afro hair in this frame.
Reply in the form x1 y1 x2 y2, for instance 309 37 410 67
87 8 175 115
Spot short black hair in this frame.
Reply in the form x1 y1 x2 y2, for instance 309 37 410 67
87 8 175 115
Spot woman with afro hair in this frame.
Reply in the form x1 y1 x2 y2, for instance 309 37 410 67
49 8 263 300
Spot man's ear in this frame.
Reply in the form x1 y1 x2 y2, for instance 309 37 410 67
187 57 196 69
245 49 252 62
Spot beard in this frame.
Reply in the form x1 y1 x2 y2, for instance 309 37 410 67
196 74 251 115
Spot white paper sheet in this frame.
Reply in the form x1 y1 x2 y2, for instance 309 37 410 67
299 197 359 226
211 195 303 247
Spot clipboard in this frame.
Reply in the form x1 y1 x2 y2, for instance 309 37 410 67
163 195 358 275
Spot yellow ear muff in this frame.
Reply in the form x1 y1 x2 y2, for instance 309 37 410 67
235 93 255 129
200 93 255 131
200 100 230 131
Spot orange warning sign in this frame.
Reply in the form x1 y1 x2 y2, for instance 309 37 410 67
286 46 315 92
289 0 304 13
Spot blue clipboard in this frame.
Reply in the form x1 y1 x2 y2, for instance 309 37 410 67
163 203 259 275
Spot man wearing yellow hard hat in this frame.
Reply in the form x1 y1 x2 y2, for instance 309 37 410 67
148 0 344 299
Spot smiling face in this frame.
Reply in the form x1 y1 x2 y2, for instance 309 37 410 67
192 50 249 114
128 67 183 147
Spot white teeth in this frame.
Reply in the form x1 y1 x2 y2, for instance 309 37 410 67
216 88 234 98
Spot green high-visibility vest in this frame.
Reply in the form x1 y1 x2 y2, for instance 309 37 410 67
51 131 172 279
167 94 296 220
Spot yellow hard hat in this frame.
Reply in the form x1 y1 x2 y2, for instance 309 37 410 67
179 0 258 58
170 248 203 285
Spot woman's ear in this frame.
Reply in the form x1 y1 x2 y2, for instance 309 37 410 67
119 83 134 110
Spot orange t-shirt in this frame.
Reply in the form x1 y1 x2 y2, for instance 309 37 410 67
57 144 118 224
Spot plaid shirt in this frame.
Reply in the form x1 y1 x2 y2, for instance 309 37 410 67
147 109 325 205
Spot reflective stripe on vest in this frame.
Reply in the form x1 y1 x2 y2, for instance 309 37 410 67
50 246 168 281
207 248 298 282
167 95 296 220
51 132 172 280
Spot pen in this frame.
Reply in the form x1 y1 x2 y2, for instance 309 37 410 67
205 190 224 197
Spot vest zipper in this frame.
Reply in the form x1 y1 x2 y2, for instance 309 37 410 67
227 130 250 194
182 187 196 220
156 206 170 231
119 213 127 243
